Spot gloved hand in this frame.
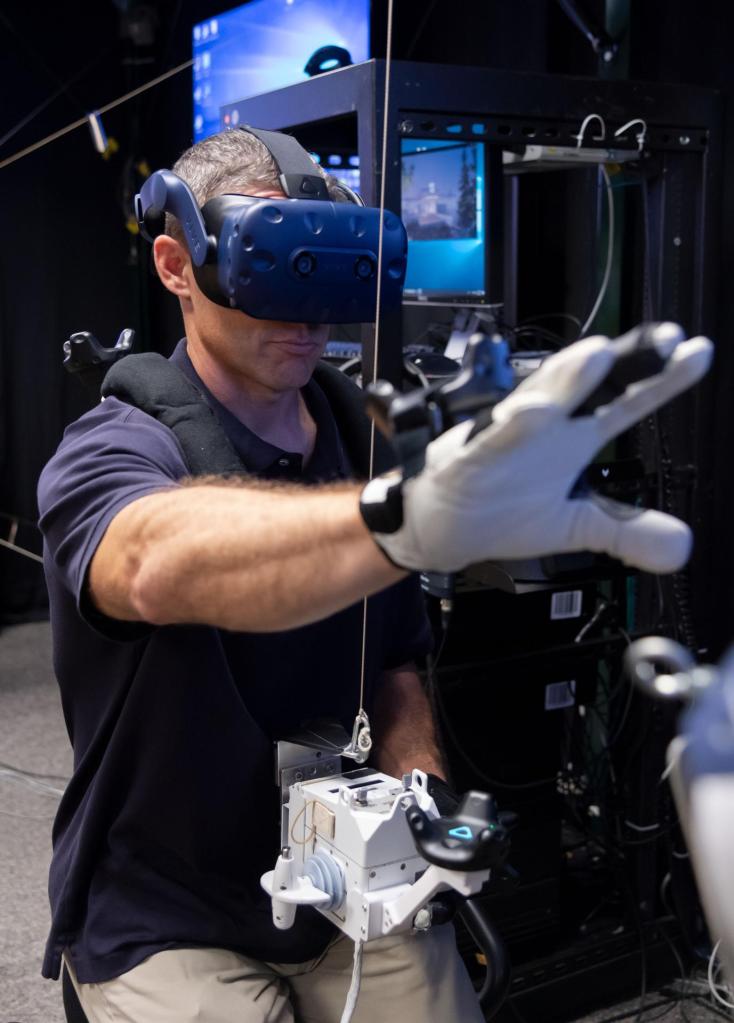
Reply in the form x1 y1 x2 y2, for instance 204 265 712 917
360 325 712 574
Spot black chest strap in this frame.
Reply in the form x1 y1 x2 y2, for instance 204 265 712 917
101 352 396 479
102 353 245 476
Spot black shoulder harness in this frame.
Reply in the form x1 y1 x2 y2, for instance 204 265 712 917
101 352 395 479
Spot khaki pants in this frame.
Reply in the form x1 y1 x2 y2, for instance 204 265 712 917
65 926 485 1022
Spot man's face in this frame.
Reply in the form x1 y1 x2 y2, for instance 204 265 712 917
155 188 330 396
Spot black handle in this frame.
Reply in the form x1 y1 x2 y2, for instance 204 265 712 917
63 329 137 395
457 898 512 1016
407 791 512 871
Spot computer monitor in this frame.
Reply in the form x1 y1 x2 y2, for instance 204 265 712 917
193 0 370 143
401 138 487 303
310 151 361 195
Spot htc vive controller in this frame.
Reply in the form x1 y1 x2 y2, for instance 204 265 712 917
135 125 407 324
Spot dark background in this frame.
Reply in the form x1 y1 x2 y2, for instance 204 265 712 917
1 0 732 643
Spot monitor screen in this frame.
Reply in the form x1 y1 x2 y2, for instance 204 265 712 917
193 0 370 143
310 151 360 195
401 138 486 301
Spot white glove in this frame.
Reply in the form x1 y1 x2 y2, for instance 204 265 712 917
360 326 712 574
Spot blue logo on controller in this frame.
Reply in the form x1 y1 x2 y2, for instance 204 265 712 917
448 826 473 841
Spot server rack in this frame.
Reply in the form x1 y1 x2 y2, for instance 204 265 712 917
226 61 722 1010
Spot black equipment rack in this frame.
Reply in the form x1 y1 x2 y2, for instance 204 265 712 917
225 60 722 1011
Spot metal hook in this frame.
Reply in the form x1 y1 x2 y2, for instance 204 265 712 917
342 710 372 763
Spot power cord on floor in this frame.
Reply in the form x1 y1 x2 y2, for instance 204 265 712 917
0 762 67 796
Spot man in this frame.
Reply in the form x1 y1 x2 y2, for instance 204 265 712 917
39 127 711 1022
38 128 484 1022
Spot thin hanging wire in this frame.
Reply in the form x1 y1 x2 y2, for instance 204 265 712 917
356 0 396 725
0 517 44 563
0 58 194 174
0 47 111 152
0 537 44 564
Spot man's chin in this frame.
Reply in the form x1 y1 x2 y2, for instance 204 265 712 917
270 353 323 390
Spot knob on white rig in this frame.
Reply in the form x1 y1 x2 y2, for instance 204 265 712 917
270 848 297 930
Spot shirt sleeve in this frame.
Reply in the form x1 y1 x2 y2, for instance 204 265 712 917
38 398 189 637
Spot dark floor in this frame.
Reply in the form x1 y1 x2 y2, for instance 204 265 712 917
0 621 730 1023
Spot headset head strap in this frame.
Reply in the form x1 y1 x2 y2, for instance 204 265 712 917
240 125 330 201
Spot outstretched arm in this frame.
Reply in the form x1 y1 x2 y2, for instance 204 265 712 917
90 326 713 633
89 477 404 632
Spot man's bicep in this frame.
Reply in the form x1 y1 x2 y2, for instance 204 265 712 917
38 402 188 632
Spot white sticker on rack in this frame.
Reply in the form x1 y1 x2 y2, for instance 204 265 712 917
550 590 583 620
545 680 576 711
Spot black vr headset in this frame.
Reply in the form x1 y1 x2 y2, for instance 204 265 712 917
135 126 407 324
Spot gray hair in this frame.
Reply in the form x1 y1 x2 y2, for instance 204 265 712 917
164 128 344 241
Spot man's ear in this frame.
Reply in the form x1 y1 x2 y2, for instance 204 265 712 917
153 235 192 299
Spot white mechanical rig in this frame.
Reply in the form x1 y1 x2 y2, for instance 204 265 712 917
261 728 512 944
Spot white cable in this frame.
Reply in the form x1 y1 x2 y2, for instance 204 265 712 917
707 940 734 1010
660 737 688 783
0 58 194 174
354 0 395 754
0 766 65 798
579 165 614 337
614 118 647 151
0 807 58 822
574 113 606 148
0 536 44 564
339 940 364 1023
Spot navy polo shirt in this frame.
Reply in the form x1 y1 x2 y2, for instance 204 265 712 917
38 340 432 984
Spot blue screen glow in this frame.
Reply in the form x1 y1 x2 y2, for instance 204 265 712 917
193 0 370 142
401 139 486 299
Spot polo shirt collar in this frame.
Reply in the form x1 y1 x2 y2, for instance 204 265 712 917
169 338 349 482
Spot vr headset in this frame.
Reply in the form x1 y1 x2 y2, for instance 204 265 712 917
135 126 407 324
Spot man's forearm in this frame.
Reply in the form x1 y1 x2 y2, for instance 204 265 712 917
371 665 446 780
90 478 405 631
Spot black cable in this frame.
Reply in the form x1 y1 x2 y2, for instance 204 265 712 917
688 994 734 1022
0 47 111 152
0 9 88 114
457 899 512 1016
656 412 697 650
143 0 184 127
429 666 558 790
639 174 658 321
654 922 687 1019
588 997 672 1023
425 612 558 792
606 677 636 747
507 998 530 1023
519 312 582 331
403 0 441 59
511 326 567 350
